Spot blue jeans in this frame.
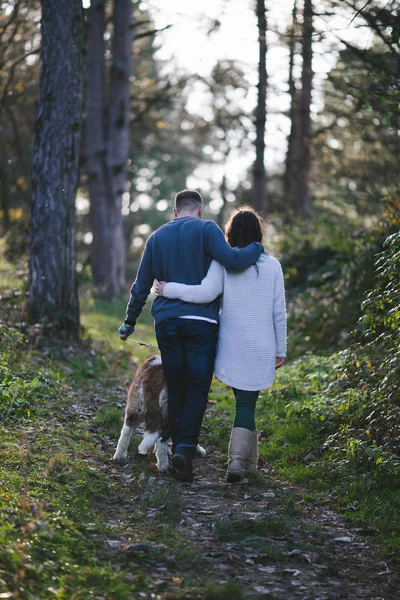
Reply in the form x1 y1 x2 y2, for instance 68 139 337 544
155 318 218 450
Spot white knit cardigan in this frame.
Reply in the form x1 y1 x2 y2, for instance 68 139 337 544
163 252 287 391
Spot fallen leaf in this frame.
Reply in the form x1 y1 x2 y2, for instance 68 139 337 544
228 552 241 562
258 566 276 574
253 586 272 594
283 568 302 576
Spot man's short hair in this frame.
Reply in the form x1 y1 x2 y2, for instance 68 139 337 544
175 189 204 213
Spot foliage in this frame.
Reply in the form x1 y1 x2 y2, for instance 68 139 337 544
313 42 399 216
338 230 400 463
0 324 59 423
278 200 399 356
0 0 40 231
257 232 400 552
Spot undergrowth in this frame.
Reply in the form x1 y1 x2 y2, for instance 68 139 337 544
255 232 400 554
280 210 398 358
0 325 60 423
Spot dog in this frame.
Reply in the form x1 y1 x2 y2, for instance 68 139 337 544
113 355 206 471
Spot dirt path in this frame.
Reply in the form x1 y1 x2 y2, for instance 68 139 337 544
177 452 398 599
76 384 399 600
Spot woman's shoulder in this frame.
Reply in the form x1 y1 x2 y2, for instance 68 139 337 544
258 252 281 270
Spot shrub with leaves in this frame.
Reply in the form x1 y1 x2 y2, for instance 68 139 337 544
279 211 398 357
279 232 400 476
0 324 59 424
343 231 400 469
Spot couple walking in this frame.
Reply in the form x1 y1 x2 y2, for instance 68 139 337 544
118 189 286 482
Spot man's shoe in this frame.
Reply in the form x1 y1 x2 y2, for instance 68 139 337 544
172 446 195 483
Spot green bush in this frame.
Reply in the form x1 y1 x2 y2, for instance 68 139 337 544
330 231 400 472
0 324 59 424
280 219 397 357
259 233 400 550
266 231 400 477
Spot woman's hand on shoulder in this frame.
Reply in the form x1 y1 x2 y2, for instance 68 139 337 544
275 357 285 369
155 281 167 297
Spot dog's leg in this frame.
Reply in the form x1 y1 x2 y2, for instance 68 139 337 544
113 424 133 463
155 438 169 472
140 404 163 455
138 430 160 454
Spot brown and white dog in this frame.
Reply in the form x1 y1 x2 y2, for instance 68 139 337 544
113 355 205 471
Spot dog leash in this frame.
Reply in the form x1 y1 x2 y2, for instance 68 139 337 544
126 339 159 351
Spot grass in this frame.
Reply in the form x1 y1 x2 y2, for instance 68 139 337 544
214 516 288 543
253 356 400 555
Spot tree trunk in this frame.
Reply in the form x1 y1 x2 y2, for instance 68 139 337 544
27 0 83 338
283 0 301 215
87 0 133 298
86 0 109 291
251 0 267 217
0 162 10 230
294 0 313 217
217 173 228 229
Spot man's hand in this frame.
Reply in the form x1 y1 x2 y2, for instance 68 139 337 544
155 281 167 297
275 357 285 369
118 323 135 341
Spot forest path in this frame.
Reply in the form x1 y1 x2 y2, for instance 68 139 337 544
68 380 399 600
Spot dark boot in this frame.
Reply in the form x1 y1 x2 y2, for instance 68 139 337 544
172 445 196 482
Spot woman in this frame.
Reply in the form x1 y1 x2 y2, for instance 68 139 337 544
156 206 286 482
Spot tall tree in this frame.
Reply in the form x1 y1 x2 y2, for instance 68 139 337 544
251 0 268 216
283 0 300 215
86 0 134 297
27 0 84 337
293 0 314 216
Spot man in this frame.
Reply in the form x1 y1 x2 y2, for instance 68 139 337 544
118 189 264 481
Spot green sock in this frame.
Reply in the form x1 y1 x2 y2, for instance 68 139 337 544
232 388 259 431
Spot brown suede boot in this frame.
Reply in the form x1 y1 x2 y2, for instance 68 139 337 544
245 430 259 475
226 427 253 483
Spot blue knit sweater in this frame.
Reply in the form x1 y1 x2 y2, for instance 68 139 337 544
124 216 264 327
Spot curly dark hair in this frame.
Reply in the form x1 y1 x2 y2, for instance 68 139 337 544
224 205 264 248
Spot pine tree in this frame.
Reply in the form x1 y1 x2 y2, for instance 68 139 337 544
27 0 84 337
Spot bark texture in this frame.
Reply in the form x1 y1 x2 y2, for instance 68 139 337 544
86 0 133 297
294 0 313 216
27 0 84 337
251 0 267 217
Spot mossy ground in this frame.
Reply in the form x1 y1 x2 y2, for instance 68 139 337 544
1 252 399 599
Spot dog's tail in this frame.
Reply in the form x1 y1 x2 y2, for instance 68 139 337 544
138 430 160 454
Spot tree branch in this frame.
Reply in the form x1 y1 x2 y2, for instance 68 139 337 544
134 24 173 40
348 0 374 26
0 49 40 116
